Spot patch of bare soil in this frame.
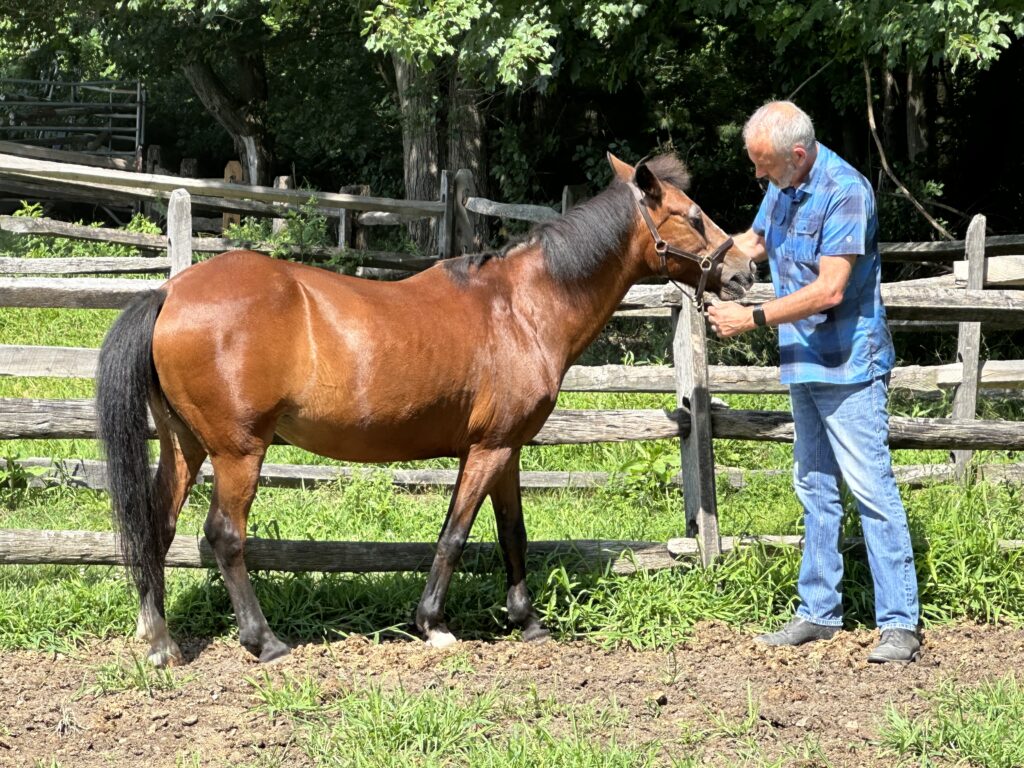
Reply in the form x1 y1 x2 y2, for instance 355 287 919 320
0 622 1021 767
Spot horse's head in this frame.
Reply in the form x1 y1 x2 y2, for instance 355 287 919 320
608 152 755 302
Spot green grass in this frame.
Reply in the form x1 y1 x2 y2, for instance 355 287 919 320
245 676 663 767
87 650 188 697
880 674 1024 768
1 465 1020 655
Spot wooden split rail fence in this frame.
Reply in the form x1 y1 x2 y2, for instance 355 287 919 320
2 150 1024 572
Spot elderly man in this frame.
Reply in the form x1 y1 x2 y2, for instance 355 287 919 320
707 101 921 663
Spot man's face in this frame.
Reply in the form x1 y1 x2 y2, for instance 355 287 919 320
746 136 802 189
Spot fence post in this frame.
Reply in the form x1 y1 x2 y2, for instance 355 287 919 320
338 184 370 250
221 160 244 232
950 213 987 478
271 175 293 236
436 170 456 260
167 189 192 276
672 297 720 566
453 169 480 255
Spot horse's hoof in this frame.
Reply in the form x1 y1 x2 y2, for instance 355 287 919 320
426 629 458 649
147 642 183 668
523 624 550 643
259 640 291 663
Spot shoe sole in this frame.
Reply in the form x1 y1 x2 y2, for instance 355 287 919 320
867 650 921 664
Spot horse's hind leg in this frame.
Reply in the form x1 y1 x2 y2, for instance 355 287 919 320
490 451 548 643
138 412 207 666
205 452 289 662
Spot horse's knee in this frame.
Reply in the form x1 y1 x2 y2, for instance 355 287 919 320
204 511 243 562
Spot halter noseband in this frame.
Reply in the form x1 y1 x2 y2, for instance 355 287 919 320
628 181 734 311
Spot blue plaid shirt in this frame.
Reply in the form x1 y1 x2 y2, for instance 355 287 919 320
752 143 895 385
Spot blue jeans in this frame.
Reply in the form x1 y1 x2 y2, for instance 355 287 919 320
789 376 919 631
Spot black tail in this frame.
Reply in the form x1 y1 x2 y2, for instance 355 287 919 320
96 289 167 599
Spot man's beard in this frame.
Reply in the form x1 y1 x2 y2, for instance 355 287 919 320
774 157 799 189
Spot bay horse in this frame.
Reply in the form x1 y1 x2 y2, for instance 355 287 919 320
95 153 754 666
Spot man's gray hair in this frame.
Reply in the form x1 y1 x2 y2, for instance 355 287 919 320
743 101 816 155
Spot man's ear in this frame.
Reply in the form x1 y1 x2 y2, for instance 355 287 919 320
634 161 664 205
607 152 634 182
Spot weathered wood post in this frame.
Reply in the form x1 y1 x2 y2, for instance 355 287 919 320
436 170 456 260
950 214 987 478
453 169 480 256
672 294 721 566
338 184 370 250
271 175 293 237
221 160 244 232
166 189 192 276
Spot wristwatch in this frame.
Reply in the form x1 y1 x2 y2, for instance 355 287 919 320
752 304 767 327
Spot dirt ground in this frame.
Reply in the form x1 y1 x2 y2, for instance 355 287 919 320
0 622 1021 767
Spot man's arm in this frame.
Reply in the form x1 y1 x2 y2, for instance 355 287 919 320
734 228 768 263
706 254 855 338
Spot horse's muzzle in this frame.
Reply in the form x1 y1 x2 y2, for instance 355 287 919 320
720 267 756 300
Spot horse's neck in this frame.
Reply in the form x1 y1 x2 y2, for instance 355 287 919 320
510 241 646 368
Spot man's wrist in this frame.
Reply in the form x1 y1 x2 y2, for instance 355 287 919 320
751 304 768 328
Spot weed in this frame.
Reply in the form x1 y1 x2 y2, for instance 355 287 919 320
248 670 326 722
88 651 183 697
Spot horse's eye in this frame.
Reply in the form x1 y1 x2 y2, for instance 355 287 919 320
687 203 705 236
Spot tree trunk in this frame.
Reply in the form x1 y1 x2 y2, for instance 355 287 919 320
906 67 928 168
934 60 952 173
392 53 439 254
181 58 274 186
881 65 899 163
447 62 488 250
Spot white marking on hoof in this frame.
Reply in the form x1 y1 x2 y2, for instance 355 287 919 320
426 630 458 649
147 640 183 668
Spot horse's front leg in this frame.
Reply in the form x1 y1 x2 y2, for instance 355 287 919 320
490 450 549 643
416 446 514 648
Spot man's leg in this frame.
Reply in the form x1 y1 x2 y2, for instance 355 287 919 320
814 376 920 661
757 382 844 646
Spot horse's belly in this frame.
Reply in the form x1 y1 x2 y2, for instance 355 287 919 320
274 412 462 463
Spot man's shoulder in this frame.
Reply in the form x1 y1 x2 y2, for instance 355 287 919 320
817 145 869 191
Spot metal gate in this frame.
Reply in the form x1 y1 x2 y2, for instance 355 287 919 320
0 79 145 159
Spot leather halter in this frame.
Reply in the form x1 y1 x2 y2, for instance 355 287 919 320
629 181 734 310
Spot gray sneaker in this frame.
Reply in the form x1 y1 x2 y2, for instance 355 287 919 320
755 617 840 646
867 628 921 663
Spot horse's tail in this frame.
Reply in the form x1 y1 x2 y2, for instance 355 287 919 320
96 289 167 598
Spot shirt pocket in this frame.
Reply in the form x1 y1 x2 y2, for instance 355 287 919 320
788 211 822 263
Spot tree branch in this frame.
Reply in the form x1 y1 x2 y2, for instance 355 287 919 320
787 58 834 100
863 59 954 241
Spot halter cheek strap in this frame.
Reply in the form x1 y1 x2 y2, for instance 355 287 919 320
628 182 734 311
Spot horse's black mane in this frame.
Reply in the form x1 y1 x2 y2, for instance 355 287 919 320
443 154 690 285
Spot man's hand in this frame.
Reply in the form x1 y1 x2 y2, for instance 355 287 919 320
706 301 754 338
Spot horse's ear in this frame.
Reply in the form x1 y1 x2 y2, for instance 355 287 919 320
634 161 664 205
607 152 634 182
